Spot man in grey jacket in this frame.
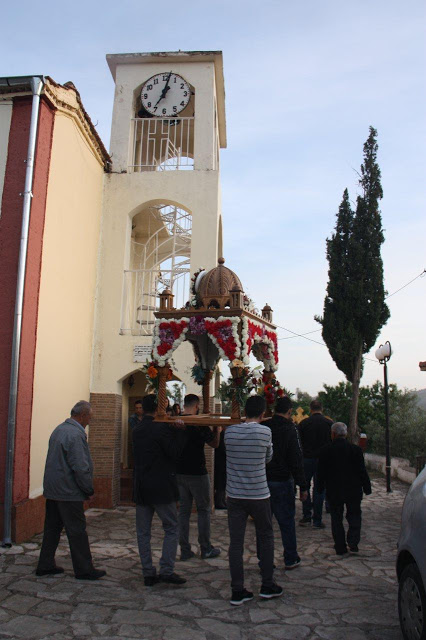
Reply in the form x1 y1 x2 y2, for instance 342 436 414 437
36 401 106 580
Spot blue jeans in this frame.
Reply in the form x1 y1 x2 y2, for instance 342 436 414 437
268 479 299 566
302 458 325 525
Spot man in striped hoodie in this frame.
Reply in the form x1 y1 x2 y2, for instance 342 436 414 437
225 395 283 606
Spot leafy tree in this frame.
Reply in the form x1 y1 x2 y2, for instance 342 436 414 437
316 127 390 441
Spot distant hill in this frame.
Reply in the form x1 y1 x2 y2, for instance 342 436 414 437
414 389 426 410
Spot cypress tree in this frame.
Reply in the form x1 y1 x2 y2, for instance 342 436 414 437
316 127 390 442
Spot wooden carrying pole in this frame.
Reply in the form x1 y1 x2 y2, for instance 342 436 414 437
202 370 213 414
156 365 170 418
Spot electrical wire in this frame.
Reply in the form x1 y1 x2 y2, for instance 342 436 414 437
385 269 426 299
274 323 379 364
274 268 425 358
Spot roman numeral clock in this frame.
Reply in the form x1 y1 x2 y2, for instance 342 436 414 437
141 72 191 116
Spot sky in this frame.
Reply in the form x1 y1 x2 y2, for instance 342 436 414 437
2 0 425 395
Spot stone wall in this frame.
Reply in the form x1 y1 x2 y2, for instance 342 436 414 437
365 453 416 484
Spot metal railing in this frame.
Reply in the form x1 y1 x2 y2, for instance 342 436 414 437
120 266 190 336
129 117 194 171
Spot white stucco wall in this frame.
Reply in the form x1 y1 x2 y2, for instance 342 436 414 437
0 100 13 215
29 110 105 498
91 56 224 397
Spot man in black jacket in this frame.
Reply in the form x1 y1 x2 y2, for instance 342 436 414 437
263 397 308 569
133 395 187 586
317 422 372 556
298 399 333 528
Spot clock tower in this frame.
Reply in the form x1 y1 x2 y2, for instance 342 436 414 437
90 52 226 505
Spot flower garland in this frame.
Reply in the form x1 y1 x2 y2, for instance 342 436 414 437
152 318 189 366
204 316 241 362
241 317 279 372
186 267 205 309
140 360 173 396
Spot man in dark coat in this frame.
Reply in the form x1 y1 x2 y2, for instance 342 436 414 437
317 422 372 556
298 399 333 528
133 394 187 586
262 397 308 569
36 401 106 580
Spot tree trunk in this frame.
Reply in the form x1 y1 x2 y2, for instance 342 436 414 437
348 348 363 443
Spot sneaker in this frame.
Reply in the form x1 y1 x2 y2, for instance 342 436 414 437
180 550 195 561
312 522 326 529
259 583 283 599
349 545 359 553
285 558 301 570
299 517 311 526
230 588 254 606
36 566 64 576
201 547 221 559
144 575 159 587
75 569 106 580
158 573 187 585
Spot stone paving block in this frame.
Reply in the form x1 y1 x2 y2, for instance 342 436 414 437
112 609 182 627
1 594 41 613
32 601 73 616
0 615 66 638
251 623 310 639
70 603 111 623
315 626 368 640
163 627 207 640
197 618 242 639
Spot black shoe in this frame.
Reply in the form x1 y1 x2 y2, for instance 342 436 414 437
299 517 311 526
201 547 221 559
312 522 326 529
75 569 106 580
349 545 359 553
259 583 283 599
158 573 186 585
180 550 195 561
285 558 301 570
230 588 254 606
36 566 64 576
144 575 159 587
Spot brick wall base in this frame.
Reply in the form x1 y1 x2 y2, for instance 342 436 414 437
89 393 122 508
0 495 46 544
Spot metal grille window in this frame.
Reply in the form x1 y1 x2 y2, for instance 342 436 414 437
130 118 194 171
120 205 192 335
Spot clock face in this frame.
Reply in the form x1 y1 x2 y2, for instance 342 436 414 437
141 72 191 117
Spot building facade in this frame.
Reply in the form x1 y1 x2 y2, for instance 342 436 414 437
0 51 226 542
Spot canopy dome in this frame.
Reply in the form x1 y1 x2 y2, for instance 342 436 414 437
197 258 244 309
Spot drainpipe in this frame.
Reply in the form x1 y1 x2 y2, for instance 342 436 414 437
2 75 45 547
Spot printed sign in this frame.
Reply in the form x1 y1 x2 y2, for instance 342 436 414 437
133 345 152 363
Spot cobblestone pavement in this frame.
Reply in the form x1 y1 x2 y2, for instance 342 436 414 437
0 477 406 640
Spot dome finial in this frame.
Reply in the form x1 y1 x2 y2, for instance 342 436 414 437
218 257 225 265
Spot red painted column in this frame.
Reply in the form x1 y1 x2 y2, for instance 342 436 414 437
0 98 32 506
13 98 55 504
0 95 55 538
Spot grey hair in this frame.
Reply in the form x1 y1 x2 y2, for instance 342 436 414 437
71 400 91 417
332 422 348 437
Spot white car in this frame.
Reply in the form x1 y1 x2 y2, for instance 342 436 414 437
397 465 426 640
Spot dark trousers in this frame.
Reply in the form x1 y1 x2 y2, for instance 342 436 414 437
37 499 93 577
268 479 299 566
302 458 325 525
328 499 362 554
177 474 212 555
136 502 178 577
227 497 274 592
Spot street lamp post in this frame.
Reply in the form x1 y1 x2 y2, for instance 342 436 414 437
375 341 392 493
